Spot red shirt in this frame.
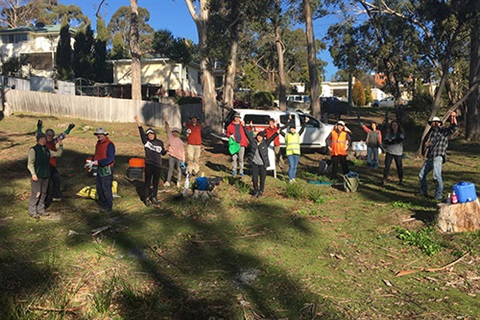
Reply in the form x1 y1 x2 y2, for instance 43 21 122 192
264 126 280 146
226 122 249 147
45 140 57 167
186 122 202 145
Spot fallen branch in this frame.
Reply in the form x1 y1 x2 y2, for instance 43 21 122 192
28 305 78 315
147 245 188 274
91 225 111 236
396 252 469 276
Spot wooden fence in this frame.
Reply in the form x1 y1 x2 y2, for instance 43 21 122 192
5 90 203 128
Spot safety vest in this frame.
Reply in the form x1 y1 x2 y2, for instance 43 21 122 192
331 130 348 156
285 132 300 156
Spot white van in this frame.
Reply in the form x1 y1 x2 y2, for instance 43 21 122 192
212 109 334 150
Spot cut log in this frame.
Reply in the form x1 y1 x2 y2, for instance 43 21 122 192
436 199 480 232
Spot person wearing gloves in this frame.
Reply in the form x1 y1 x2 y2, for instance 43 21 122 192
326 120 351 178
226 113 250 176
359 119 382 169
91 127 116 212
134 116 167 206
163 114 185 188
37 120 75 206
382 120 405 186
264 118 285 171
27 132 63 219
280 115 308 182
419 112 457 200
244 123 279 197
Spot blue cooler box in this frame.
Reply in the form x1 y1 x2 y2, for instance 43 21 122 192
453 182 477 203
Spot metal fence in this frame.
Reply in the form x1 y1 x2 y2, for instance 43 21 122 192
5 89 203 128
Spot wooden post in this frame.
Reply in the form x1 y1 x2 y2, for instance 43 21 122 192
436 199 480 232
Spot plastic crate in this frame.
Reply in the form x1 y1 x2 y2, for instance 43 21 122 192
453 182 477 203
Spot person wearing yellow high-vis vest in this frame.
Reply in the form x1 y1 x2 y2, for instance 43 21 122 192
326 120 351 178
280 115 308 182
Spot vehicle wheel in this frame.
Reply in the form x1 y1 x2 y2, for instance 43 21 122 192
373 103 379 107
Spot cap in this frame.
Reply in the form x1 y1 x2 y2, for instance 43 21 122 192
36 132 46 141
172 127 180 133
336 120 346 126
428 116 442 125
234 112 241 118
145 128 156 135
256 131 266 138
45 128 55 136
94 127 109 136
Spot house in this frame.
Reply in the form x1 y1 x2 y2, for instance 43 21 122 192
0 23 74 78
108 58 224 98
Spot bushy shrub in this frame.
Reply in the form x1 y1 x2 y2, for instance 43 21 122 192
352 81 366 106
252 91 274 108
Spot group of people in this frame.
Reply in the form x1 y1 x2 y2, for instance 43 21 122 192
357 112 457 200
27 111 458 218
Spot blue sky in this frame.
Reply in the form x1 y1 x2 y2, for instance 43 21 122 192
62 0 338 80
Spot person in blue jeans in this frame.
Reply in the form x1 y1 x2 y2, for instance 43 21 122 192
280 115 308 182
419 112 457 200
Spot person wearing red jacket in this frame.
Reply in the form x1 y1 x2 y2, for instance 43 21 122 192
264 118 285 171
91 127 115 212
226 113 250 176
184 116 203 176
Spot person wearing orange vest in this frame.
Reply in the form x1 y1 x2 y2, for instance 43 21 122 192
91 127 115 212
37 120 75 208
184 116 203 176
326 120 351 177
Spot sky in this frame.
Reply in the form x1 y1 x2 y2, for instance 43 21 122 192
61 0 339 80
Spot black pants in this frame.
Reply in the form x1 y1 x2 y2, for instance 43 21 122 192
331 155 349 176
383 153 403 181
251 163 267 193
145 164 161 200
45 166 61 208
96 172 113 211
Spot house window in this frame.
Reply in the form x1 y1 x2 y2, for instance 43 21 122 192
2 33 28 43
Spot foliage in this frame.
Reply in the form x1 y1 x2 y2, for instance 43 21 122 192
364 83 373 105
94 18 110 83
284 182 306 199
152 29 194 64
73 24 95 81
0 55 28 77
352 81 366 106
252 91 274 108
109 33 130 59
55 20 73 80
395 226 443 256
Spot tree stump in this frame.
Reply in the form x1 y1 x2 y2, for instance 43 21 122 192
436 199 480 233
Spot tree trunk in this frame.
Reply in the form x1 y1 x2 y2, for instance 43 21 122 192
185 0 221 132
303 0 320 118
129 0 142 101
466 15 480 141
436 199 480 233
224 28 238 108
275 21 287 111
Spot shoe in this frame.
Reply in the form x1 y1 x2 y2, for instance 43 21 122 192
398 180 404 186
29 213 40 219
289 179 294 183
38 211 50 217
257 191 263 198
231 171 237 177
239 171 244 177
151 197 159 205
164 181 171 187
144 199 152 207
382 179 387 186
52 197 61 202
176 181 181 188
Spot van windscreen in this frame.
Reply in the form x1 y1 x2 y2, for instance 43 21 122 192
244 115 270 125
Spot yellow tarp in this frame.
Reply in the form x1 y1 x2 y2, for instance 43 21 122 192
77 181 118 199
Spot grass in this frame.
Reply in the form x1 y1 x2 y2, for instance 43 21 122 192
1 111 479 319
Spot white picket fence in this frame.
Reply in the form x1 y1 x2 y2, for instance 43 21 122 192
5 89 202 128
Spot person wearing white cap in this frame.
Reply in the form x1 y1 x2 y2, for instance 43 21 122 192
419 112 457 199
326 120 351 178
91 127 115 212
163 114 185 188
135 116 167 206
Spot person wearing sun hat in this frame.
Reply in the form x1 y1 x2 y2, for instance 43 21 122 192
419 112 457 200
91 127 116 212
27 132 63 219
163 114 185 188
326 120 351 178
134 115 167 206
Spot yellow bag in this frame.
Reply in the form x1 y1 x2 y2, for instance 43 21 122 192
77 181 118 200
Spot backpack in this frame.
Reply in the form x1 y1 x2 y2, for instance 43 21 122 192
319 160 329 175
343 172 359 192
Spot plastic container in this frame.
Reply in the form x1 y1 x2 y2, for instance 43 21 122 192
195 177 208 191
453 182 477 203
129 157 145 168
127 167 143 179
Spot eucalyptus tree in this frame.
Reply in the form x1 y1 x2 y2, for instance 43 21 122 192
130 0 141 100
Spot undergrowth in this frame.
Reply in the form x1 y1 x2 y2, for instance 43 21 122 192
395 226 443 256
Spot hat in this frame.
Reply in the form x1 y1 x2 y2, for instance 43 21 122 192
172 127 180 133
94 127 109 136
145 128 156 135
336 120 346 126
45 128 55 136
234 112 241 118
428 116 442 125
256 131 266 138
36 132 46 141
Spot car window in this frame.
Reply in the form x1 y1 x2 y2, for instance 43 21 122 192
280 114 294 125
306 115 319 128
244 114 270 125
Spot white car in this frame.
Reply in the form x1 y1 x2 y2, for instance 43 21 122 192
372 96 395 107
211 108 334 150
